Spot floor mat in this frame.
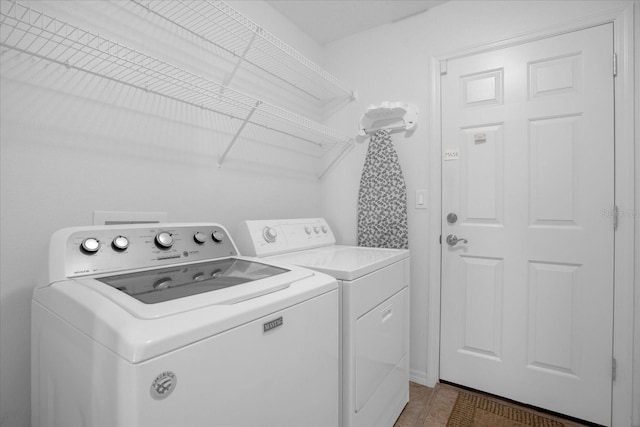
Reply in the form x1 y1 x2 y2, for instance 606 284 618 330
420 384 589 427
446 391 564 427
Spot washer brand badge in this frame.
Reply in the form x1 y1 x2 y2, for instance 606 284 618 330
150 371 177 400
263 316 283 333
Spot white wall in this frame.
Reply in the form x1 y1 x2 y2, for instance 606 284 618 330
319 0 638 415
1 1 637 426
0 1 326 426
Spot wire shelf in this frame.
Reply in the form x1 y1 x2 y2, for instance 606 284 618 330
0 0 353 174
130 0 355 102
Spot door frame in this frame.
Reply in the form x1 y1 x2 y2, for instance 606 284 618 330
426 4 636 426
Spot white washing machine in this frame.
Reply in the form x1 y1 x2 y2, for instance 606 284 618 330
32 222 339 427
235 218 410 427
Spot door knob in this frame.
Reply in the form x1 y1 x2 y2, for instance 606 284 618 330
446 234 468 246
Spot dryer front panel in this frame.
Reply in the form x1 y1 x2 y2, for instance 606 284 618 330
355 288 408 411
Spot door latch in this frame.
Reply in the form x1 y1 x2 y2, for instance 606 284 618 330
446 234 468 246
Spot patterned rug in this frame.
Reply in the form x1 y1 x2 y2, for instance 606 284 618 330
398 383 588 427
446 391 565 427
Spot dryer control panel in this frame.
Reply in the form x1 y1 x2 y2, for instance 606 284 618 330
47 223 238 280
236 218 336 257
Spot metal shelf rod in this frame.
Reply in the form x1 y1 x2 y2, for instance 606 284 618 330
221 27 258 88
218 100 261 166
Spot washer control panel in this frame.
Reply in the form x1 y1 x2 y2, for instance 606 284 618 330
56 223 237 278
235 218 336 257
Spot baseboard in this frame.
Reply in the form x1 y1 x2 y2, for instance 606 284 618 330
409 368 428 386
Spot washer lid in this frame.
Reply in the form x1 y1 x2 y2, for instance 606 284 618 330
45 257 318 320
35 261 337 362
97 258 287 304
266 245 409 281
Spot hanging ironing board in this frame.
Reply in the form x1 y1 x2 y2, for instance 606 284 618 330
357 128 409 249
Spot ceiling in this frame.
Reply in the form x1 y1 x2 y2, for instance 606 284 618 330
265 0 447 45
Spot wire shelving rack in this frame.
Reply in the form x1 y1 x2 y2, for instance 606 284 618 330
0 1 354 177
130 0 356 102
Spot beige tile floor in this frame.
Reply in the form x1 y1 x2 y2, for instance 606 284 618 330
393 382 455 427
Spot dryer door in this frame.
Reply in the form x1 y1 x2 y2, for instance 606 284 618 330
355 287 408 410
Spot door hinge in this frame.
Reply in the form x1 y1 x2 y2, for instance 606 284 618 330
439 235 442 244
613 53 617 77
440 60 448 76
612 357 617 381
613 205 619 231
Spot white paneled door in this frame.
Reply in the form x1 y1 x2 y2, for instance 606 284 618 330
440 24 614 426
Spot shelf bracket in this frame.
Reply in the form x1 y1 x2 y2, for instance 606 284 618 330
317 139 355 180
218 100 262 167
221 27 260 91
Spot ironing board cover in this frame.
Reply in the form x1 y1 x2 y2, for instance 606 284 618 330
357 129 409 249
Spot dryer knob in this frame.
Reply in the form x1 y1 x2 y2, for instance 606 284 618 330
155 232 174 248
81 238 101 254
263 227 278 243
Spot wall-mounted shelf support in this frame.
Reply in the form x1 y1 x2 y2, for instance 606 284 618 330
218 100 261 167
221 27 260 89
317 140 355 180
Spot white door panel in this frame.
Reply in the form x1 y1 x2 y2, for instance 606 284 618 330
440 24 614 426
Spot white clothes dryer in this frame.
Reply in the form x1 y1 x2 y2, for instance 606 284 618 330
236 218 410 427
32 222 339 427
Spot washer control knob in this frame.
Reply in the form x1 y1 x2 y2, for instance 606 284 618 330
211 230 225 243
263 227 278 243
112 235 129 251
321 225 328 234
313 226 320 234
194 232 207 244
81 238 101 254
304 226 312 235
155 232 174 248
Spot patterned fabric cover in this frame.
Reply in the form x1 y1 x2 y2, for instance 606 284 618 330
357 129 409 249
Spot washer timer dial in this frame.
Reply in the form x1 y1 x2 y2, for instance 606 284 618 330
155 232 174 249
112 235 129 251
81 238 101 254
212 230 225 243
193 232 207 244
